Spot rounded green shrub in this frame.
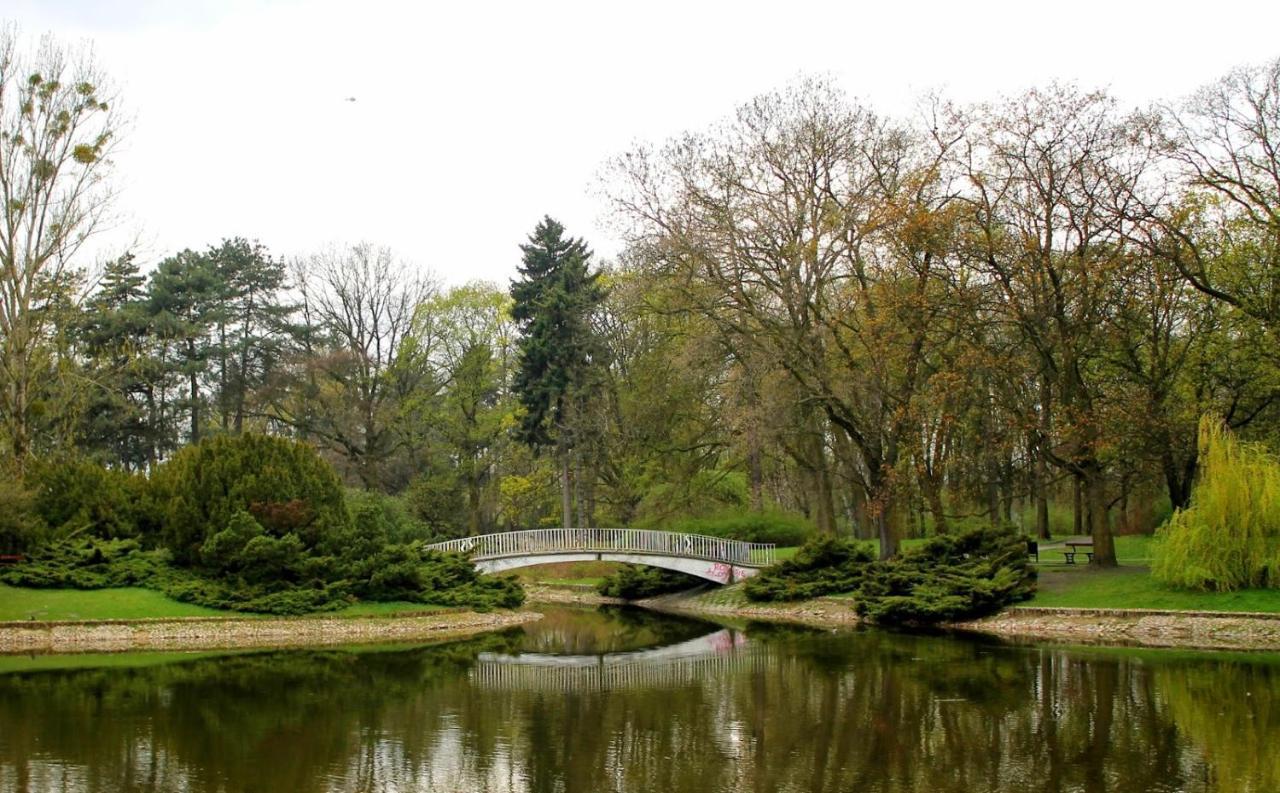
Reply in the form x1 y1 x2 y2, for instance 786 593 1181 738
25 455 145 540
147 433 350 565
598 565 701 599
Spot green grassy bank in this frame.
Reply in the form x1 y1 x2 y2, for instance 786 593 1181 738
0 583 450 622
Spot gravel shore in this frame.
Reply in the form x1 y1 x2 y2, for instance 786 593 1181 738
0 610 542 654
598 584 1280 651
959 606 1280 651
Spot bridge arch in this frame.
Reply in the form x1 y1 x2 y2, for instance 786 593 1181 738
425 529 776 585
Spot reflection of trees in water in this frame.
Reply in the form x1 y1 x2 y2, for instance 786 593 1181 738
515 605 713 655
1155 660 1280 793
0 631 525 793
0 625 1276 792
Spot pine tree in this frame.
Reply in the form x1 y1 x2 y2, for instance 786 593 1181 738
509 217 605 527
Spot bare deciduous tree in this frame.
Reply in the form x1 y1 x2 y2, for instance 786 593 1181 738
0 27 120 466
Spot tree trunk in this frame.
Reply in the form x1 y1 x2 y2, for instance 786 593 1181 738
187 339 200 443
467 470 482 535
1072 475 1083 536
921 472 948 535
748 440 764 513
1036 376 1052 539
584 471 596 528
572 452 583 529
1162 448 1197 511
1034 448 1051 540
218 322 228 431
869 468 900 560
560 450 572 530
1084 465 1116 566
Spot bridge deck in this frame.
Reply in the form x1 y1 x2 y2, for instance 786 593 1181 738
425 528 776 567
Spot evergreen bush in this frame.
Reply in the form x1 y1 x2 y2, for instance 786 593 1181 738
597 565 701 599
854 526 1036 624
744 526 1036 624
1153 419 1280 591
25 455 145 539
744 535 874 602
146 433 350 565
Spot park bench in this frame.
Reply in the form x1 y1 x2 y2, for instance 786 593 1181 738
1062 540 1093 565
0 554 24 566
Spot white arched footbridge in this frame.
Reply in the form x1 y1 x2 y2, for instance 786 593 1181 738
425 528 777 584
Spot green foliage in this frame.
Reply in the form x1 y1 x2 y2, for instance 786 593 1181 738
745 526 1036 625
1 439 524 615
1153 419 1280 591
0 471 42 553
403 471 466 540
0 537 168 589
25 455 144 539
744 536 874 602
597 565 701 599
344 488 433 544
667 509 814 546
855 526 1037 624
147 433 349 565
509 216 605 450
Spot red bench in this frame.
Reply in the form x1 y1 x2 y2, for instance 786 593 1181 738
0 554 25 565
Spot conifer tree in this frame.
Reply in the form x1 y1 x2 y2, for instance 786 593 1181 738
509 217 605 527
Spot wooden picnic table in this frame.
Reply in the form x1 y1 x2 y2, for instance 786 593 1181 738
1062 540 1093 565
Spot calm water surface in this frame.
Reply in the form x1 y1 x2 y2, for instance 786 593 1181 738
0 606 1277 792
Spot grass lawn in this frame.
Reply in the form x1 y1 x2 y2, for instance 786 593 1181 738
1028 567 1280 612
0 584 231 621
327 601 449 617
1028 534 1280 613
0 584 459 622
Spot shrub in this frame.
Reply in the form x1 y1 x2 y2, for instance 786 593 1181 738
743 526 1036 624
344 488 433 544
25 455 145 540
147 433 350 565
1153 419 1280 591
855 526 1036 624
0 472 42 553
598 565 701 599
668 509 815 546
744 536 874 602
403 470 465 539
0 537 168 589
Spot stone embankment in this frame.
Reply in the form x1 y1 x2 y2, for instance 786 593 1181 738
545 581 1280 651
0 610 541 654
522 584 625 606
962 606 1280 651
640 590 863 628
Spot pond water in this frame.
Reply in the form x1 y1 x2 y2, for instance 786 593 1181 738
0 606 1278 792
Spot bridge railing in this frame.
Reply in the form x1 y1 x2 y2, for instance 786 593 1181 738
425 528 776 567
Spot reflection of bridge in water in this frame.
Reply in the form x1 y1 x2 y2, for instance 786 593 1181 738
426 528 777 584
470 628 767 691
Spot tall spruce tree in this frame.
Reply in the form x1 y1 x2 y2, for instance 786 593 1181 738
510 217 605 528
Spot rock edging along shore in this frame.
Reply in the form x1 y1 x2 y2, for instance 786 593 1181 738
635 587 1280 650
640 589 863 628
960 606 1280 651
0 610 542 654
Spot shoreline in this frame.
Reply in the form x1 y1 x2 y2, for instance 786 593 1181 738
960 606 1280 652
0 610 542 655
526 583 1280 652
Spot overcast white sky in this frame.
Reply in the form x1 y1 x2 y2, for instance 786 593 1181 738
9 0 1280 286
